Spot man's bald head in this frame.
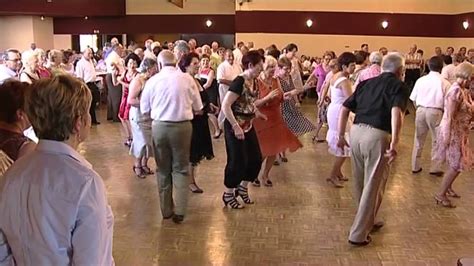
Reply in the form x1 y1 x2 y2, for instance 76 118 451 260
158 50 176 67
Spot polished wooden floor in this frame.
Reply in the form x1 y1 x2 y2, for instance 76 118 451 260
80 103 474 265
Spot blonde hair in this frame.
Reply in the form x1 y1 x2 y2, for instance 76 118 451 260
454 62 473 80
21 50 38 68
25 75 92 141
48 49 63 63
263 55 277 70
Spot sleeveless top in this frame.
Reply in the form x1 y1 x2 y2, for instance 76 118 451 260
329 77 351 105
0 128 30 161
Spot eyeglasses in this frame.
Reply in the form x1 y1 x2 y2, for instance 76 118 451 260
7 58 20 62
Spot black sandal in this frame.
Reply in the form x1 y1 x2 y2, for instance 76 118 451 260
235 185 254 204
142 166 154 175
348 236 372 246
222 192 244 209
133 166 146 179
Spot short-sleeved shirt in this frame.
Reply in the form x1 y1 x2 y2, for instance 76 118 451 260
228 76 258 128
343 72 410 133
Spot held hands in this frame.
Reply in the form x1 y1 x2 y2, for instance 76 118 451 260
265 90 279 102
283 90 298 100
210 103 219 114
232 124 245 140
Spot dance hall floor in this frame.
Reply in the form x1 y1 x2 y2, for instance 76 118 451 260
81 103 474 265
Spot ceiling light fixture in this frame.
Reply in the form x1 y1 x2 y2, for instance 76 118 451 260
381 20 389 29
463 20 469 30
84 16 89 20
206 19 212 27
306 19 313 28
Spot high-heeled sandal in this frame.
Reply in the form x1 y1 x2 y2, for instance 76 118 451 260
338 176 349 182
235 185 254 204
189 183 203 193
252 179 261 187
133 166 146 179
434 195 456 208
312 136 326 143
222 192 244 209
262 178 273 187
326 177 344 188
213 129 222 139
447 189 461 198
124 138 132 147
142 166 154 175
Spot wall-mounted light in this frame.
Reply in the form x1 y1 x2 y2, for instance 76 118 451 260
463 20 469 30
40 16 45 21
205 19 212 27
84 16 89 20
306 19 313 28
381 20 389 29
93 30 100 34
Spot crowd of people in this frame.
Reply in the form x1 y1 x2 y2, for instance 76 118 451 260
0 37 472 263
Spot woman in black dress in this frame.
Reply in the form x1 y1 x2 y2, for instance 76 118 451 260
178 53 215 193
199 54 221 138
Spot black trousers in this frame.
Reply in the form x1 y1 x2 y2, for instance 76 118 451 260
86 82 100 123
405 69 421 91
223 120 263 188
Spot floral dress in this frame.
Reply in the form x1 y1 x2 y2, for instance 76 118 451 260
434 83 474 172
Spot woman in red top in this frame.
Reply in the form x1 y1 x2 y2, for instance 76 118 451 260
253 56 302 186
117 54 140 147
0 80 36 162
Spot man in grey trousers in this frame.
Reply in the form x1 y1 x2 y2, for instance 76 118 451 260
337 53 410 245
140 50 203 224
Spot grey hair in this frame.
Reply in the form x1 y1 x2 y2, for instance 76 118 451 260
2 49 19 61
174 40 190 54
369 51 383 65
140 58 157 73
382 52 405 73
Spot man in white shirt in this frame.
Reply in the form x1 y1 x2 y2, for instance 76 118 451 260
217 49 242 104
140 50 203 224
441 53 463 84
233 41 244 67
76 47 100 125
410 56 451 176
0 49 21 84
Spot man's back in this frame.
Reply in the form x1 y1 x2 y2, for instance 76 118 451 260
410 71 450 109
141 66 202 122
345 72 409 133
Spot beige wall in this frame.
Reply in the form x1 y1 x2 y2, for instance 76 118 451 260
236 33 474 57
0 16 34 51
53 35 72 50
128 34 180 46
236 0 474 14
127 0 235 14
0 16 54 52
32 16 54 51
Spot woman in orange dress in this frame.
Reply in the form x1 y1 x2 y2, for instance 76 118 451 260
253 56 302 186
